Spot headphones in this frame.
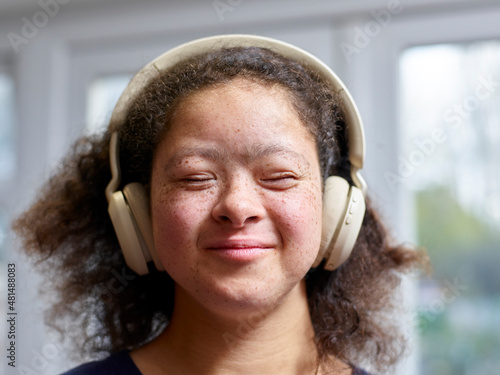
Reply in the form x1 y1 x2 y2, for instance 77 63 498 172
104 34 367 275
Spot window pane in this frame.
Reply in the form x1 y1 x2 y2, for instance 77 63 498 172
86 74 131 134
400 41 500 374
0 73 16 181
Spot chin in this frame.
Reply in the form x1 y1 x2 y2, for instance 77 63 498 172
186 273 306 318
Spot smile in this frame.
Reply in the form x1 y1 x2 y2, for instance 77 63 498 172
205 240 274 262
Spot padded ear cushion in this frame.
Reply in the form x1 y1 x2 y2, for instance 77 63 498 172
108 190 150 275
324 184 365 270
313 176 349 268
123 183 164 272
313 176 366 270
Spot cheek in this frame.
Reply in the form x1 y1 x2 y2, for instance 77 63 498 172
151 187 211 268
272 184 323 265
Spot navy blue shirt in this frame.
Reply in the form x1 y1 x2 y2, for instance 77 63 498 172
60 350 140 375
60 350 371 374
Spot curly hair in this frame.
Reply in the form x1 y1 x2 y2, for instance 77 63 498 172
13 46 424 373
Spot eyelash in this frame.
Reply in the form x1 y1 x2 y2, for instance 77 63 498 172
177 172 298 190
177 172 216 186
263 174 294 181
182 177 213 183
261 174 297 188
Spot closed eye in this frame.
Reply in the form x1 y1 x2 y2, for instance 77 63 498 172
179 174 216 189
183 177 213 182
261 174 298 189
262 175 295 182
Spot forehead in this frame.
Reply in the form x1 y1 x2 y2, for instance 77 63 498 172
169 78 311 138
173 78 295 118
154 77 319 166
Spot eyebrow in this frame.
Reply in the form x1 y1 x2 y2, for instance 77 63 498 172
246 144 311 166
163 144 310 170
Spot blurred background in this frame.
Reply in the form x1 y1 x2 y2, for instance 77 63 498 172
0 0 499 374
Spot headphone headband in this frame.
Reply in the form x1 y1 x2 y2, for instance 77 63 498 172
105 34 368 274
106 34 366 200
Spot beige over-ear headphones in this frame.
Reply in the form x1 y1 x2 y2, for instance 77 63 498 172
104 34 367 275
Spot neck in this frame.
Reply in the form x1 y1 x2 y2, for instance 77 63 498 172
133 280 320 375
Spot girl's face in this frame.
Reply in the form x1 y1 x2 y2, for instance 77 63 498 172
150 78 323 314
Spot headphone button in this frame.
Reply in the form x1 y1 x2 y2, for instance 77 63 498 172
346 215 352 225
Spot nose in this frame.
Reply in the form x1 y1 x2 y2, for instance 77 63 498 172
211 176 266 228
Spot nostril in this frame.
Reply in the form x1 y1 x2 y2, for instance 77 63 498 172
217 214 259 227
212 184 266 226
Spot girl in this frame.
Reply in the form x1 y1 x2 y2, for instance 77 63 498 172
14 35 424 375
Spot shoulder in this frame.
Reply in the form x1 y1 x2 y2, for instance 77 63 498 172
59 350 142 375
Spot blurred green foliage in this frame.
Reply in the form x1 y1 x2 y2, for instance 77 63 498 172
416 186 500 374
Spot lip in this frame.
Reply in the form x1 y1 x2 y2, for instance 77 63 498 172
204 239 274 262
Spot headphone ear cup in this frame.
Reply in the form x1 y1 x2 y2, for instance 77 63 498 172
313 176 366 271
123 183 164 273
324 184 365 270
108 189 150 275
313 176 349 268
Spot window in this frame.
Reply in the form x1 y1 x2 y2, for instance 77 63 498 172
0 73 15 182
0 71 15 262
0 70 15 370
400 40 500 374
86 74 131 134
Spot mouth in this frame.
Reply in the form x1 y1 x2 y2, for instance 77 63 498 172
204 240 274 262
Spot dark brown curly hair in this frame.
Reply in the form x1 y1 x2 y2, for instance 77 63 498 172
13 45 425 373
